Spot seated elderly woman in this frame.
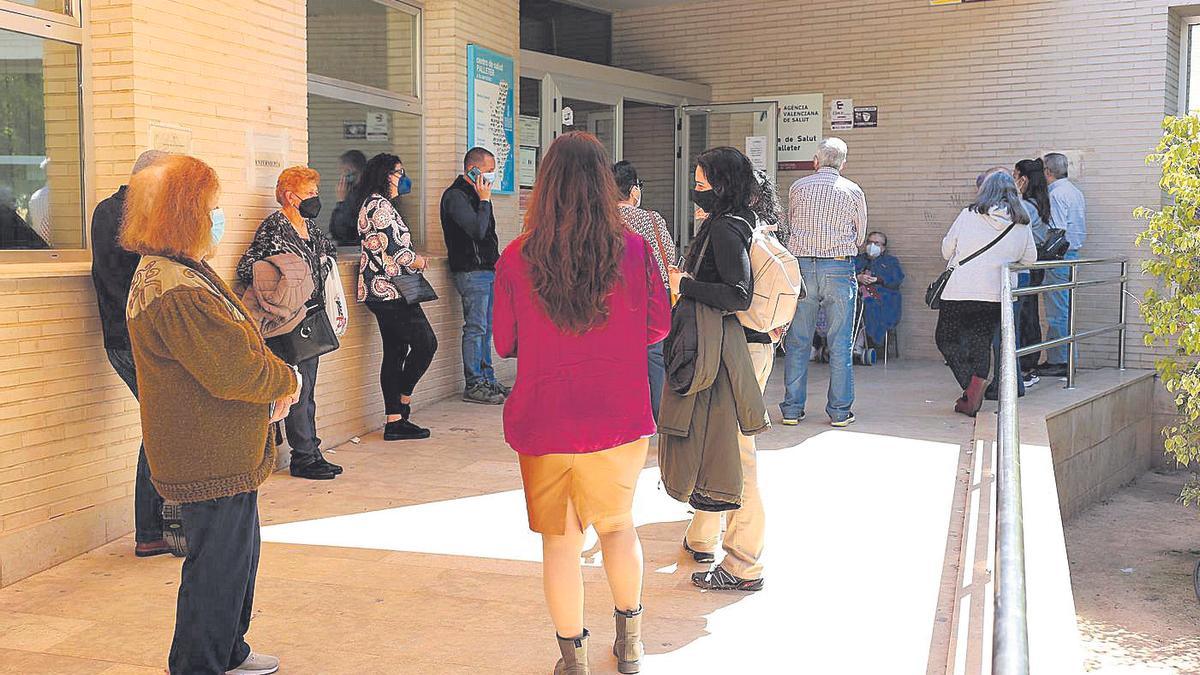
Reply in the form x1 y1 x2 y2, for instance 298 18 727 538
854 231 904 350
121 154 299 675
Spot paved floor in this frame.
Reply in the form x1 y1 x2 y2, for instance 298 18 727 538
0 359 975 674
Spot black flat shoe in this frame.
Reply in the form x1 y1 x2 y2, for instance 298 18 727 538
683 538 715 564
314 453 343 475
384 419 431 441
290 460 337 480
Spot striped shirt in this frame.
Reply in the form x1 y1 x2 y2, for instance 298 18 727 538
618 203 676 288
786 168 868 258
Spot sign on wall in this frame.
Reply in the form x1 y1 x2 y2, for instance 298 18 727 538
519 146 538 187
366 112 390 142
831 98 853 131
745 136 768 172
757 94 822 171
853 106 878 128
247 130 289 190
467 44 515 195
149 123 192 153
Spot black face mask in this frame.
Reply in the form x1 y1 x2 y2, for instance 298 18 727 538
298 196 322 219
691 188 720 214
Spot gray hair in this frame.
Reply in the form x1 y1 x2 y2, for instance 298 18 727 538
814 138 848 170
1043 152 1069 179
131 149 168 176
969 171 1029 225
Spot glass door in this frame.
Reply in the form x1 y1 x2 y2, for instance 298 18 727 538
676 101 778 246
561 97 618 158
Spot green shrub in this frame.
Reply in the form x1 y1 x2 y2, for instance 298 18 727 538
1137 115 1200 507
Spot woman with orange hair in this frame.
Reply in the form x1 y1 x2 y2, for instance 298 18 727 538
122 154 299 675
493 132 671 674
237 166 341 480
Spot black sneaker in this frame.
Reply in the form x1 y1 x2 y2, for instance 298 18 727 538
691 566 764 592
683 538 715 564
290 460 337 480
384 419 431 441
489 381 512 397
463 382 505 405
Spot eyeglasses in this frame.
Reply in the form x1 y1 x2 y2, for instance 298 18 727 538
634 180 644 189
390 168 406 178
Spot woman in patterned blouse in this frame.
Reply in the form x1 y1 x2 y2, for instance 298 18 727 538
352 153 438 441
237 166 341 481
612 160 675 421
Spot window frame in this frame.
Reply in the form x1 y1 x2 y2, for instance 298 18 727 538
0 0 92 266
1179 15 1200 115
307 0 425 251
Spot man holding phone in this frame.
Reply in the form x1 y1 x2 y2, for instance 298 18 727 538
441 147 508 405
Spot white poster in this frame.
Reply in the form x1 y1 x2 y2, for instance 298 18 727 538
757 94 822 170
519 146 538 187
366 111 390 142
520 116 541 147
746 136 769 172
831 98 853 131
247 130 289 190
149 123 192 153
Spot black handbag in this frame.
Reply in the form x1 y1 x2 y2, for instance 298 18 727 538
265 301 340 365
926 223 1016 310
1037 227 1070 261
366 253 439 304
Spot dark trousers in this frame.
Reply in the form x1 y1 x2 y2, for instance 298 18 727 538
1018 291 1043 372
169 491 260 675
367 300 439 414
989 301 1026 396
105 348 165 543
284 356 321 466
648 340 666 423
936 300 1001 390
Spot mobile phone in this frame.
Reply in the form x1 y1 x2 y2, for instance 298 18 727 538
466 167 482 183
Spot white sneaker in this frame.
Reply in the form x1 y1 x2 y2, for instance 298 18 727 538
227 652 279 675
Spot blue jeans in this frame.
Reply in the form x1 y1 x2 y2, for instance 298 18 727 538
283 356 320 465
648 340 666 423
169 491 260 675
105 348 165 544
1043 251 1078 364
781 258 856 421
453 270 496 387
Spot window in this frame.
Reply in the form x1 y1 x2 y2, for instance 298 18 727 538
1181 19 1200 113
520 0 612 65
0 13 85 253
307 0 423 245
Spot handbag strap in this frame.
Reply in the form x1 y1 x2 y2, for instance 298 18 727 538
955 222 1016 269
648 216 672 279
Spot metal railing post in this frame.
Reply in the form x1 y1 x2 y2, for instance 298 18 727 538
1118 260 1128 371
995 265 1031 675
1066 263 1077 390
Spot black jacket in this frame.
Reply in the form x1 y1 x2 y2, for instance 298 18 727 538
90 186 140 351
440 176 500 273
679 209 770 344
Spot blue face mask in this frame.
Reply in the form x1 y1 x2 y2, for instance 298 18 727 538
482 171 497 185
210 207 226 245
396 174 412 196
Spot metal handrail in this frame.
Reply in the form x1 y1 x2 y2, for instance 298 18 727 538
993 257 1129 674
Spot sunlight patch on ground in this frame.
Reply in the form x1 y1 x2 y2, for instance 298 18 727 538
263 429 961 673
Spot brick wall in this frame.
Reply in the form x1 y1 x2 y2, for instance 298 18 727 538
0 0 523 588
613 0 1178 366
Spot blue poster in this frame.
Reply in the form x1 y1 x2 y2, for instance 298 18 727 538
467 45 515 195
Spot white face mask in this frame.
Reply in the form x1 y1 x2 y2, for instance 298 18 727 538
481 171 497 184
866 243 883 258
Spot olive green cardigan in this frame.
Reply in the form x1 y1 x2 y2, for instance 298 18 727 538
126 256 297 503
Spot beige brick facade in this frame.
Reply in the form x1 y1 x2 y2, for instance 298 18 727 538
0 0 520 587
612 0 1181 366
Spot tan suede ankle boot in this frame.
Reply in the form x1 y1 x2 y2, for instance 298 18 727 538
613 606 643 674
554 629 589 675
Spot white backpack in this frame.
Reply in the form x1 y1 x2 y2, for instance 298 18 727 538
731 215 804 333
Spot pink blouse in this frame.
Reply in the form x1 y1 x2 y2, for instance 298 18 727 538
493 231 672 456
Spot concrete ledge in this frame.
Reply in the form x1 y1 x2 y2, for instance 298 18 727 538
0 495 132 588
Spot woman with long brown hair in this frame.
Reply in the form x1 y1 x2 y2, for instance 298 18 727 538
494 132 671 675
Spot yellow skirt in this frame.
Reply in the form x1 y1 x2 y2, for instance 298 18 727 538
517 438 650 535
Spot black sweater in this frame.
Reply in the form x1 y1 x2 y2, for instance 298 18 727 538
439 176 500 273
680 209 771 344
90 186 141 351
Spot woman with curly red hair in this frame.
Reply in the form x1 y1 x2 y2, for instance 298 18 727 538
493 132 671 674
122 154 299 675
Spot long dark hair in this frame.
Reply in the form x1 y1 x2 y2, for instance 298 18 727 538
696 147 755 218
751 169 783 227
1014 158 1052 224
521 132 625 335
350 153 401 216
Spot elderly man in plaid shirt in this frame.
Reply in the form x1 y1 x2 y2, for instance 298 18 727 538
779 138 867 427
